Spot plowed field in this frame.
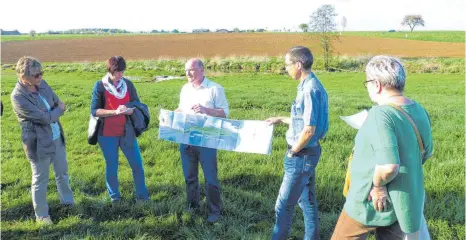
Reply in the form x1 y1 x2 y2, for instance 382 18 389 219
1 33 463 63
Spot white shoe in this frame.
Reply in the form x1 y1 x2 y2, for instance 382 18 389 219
37 216 53 225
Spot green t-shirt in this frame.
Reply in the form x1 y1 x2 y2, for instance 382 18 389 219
344 102 433 233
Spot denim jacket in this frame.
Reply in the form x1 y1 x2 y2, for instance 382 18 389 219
286 73 329 148
11 80 66 161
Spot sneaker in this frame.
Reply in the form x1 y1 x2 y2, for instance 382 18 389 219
207 215 221 224
37 216 53 225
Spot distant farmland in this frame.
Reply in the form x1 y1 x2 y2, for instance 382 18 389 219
342 31 465 43
1 33 464 63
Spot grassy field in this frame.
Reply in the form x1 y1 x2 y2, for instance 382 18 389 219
2 31 464 43
342 31 465 43
1 70 464 239
2 56 464 77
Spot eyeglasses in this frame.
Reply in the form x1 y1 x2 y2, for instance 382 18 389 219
363 79 375 88
32 72 43 79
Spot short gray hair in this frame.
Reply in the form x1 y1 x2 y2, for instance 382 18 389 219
187 58 204 69
16 56 42 77
286 46 314 71
365 55 406 91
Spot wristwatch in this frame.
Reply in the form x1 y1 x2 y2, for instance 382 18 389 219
287 149 297 158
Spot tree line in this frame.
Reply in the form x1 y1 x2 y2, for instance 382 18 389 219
299 4 426 71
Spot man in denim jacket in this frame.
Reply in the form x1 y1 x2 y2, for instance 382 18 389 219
266 46 329 240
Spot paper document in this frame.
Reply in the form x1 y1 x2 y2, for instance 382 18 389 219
120 107 135 114
158 109 274 154
340 110 369 129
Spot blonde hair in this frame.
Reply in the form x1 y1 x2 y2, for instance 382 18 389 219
16 56 42 77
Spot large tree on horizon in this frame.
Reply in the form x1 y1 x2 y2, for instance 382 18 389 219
401 15 425 32
299 23 309 32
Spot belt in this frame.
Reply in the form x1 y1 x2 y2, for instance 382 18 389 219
287 144 309 154
287 143 320 155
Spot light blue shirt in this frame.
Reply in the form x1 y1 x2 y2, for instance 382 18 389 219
286 72 329 147
39 94 61 140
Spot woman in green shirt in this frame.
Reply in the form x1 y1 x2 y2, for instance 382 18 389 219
332 55 433 240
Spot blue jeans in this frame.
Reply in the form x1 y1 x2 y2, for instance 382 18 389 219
179 144 221 218
272 145 321 240
98 136 149 201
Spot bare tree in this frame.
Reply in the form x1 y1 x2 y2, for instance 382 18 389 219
309 4 339 71
340 16 347 32
299 23 309 32
401 15 425 32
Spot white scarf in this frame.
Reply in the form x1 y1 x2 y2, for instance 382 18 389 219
102 73 128 99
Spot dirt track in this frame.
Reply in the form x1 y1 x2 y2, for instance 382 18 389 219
1 33 463 63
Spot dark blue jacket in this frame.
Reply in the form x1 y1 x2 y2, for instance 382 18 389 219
90 78 143 146
126 101 150 137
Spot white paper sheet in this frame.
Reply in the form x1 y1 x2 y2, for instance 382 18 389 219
340 110 369 129
158 109 274 154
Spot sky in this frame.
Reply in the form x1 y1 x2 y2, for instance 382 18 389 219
1 0 464 33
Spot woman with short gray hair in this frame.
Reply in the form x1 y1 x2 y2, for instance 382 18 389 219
365 55 407 93
11 56 74 225
332 55 433 239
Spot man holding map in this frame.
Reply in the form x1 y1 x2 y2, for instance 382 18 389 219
266 46 329 240
175 58 229 223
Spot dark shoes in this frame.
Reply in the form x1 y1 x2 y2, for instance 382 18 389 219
186 202 221 224
207 214 221 224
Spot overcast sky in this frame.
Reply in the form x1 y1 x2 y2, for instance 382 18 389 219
1 0 464 33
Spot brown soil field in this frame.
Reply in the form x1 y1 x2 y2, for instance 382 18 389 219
1 33 464 63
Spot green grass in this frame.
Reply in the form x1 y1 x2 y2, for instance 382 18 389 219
1 70 464 239
342 31 465 43
2 56 464 75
